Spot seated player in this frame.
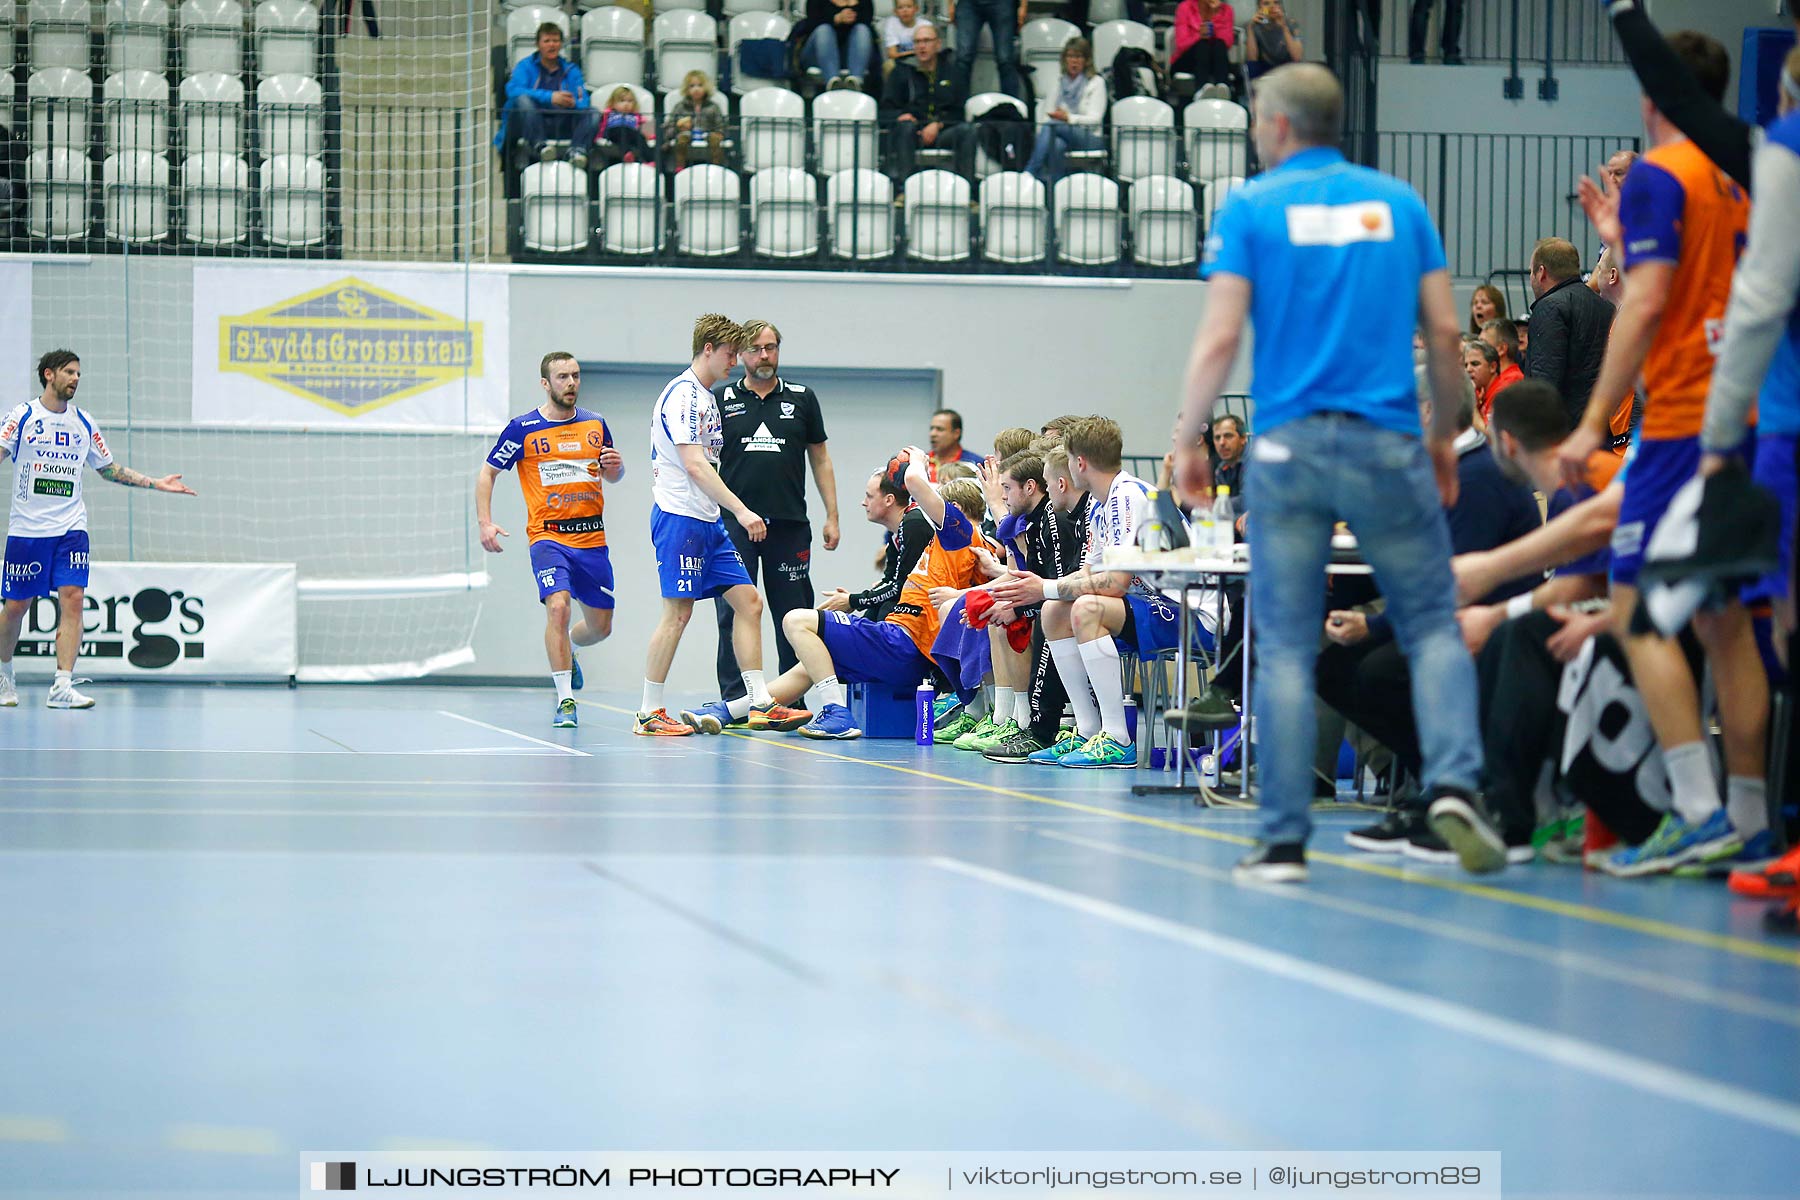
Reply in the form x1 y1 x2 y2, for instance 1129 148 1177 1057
763 448 990 739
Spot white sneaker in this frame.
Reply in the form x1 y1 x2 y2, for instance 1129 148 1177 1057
0 674 16 707
46 680 95 709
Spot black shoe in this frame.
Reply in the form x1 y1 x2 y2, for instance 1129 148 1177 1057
1426 786 1510 874
1234 842 1308 884
1443 54 1465 65
1345 807 1427 854
1163 685 1238 732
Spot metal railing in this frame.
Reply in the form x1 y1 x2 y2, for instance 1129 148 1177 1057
1378 0 1625 67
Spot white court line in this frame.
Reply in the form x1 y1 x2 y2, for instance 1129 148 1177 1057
0 807 1108 823
5 747 562 757
930 856 1800 1140
3 777 945 793
433 711 591 757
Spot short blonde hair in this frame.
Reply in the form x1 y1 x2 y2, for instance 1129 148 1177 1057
936 461 977 484
1043 444 1074 481
991 426 1035 460
1063 416 1123 472
940 477 986 521
692 313 746 357
741 319 781 347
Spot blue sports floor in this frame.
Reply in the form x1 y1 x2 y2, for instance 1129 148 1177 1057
1 684 1796 1199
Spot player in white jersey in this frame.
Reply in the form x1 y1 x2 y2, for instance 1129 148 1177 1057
635 314 810 737
1 350 195 709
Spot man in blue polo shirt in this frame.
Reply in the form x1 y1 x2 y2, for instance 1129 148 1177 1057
1174 62 1499 883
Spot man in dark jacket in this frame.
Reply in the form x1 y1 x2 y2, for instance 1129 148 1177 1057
880 24 969 179
1523 237 1616 429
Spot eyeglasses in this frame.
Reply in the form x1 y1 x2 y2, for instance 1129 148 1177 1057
746 344 780 356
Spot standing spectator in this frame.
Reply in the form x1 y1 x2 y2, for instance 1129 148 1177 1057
711 321 841 714
1524 236 1617 430
1173 0 1237 101
1480 318 1524 409
803 0 878 92
881 24 969 179
661 71 727 172
1246 0 1303 80
1024 38 1105 184
501 23 599 171
1467 282 1507 337
947 0 1026 102
882 0 926 70
1177 63 1492 882
928 408 983 472
1407 0 1463 65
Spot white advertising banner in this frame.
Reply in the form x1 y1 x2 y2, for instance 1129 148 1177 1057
0 260 32 387
191 264 509 429
8 562 298 679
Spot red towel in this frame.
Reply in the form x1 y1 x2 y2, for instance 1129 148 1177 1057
964 589 1033 654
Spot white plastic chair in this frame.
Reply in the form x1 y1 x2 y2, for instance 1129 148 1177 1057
1130 173 1197 267
1203 173 1246 232
28 68 92 154
104 149 171 241
106 0 172 75
1092 19 1153 74
904 168 969 263
1053 172 1119 266
0 70 12 135
179 71 245 156
728 12 791 95
180 0 245 77
1019 18 1079 102
521 160 590 252
750 166 818 258
653 11 719 93
257 73 322 159
507 5 571 71
724 0 780 14
183 150 248 243
255 0 319 80
1088 0 1126 24
1112 95 1175 182
590 79 655 128
656 0 708 9
30 0 93 73
826 168 892 261
979 171 1046 264
812 89 878 176
598 160 661 253
260 152 323 245
28 147 90 239
1183 97 1248 183
965 92 1029 180
579 7 645 90
674 162 741 255
739 86 804 173
104 69 169 155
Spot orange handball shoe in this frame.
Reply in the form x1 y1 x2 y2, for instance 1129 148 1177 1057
634 708 695 736
1728 842 1800 899
746 701 812 732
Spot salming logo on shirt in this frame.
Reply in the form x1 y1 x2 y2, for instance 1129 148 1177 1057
649 369 725 522
485 406 613 549
2 400 114 538
1084 471 1158 598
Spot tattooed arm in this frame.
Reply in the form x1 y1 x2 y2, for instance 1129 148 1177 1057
99 465 196 494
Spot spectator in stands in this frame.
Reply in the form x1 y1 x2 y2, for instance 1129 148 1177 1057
1467 282 1507 338
1407 0 1463 65
1480 318 1524 414
598 86 652 165
883 0 925 72
1462 338 1497 404
327 0 379 39
947 0 1026 102
1246 0 1303 79
1173 0 1237 101
881 24 969 179
803 0 879 93
1604 148 1638 189
502 23 599 172
662 70 726 172
1209 413 1248 527
1024 38 1106 185
1525 236 1616 430
928 409 982 471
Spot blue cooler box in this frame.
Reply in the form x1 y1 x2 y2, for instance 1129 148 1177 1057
848 682 919 738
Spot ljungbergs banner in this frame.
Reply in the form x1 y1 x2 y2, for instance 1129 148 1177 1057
192 264 509 429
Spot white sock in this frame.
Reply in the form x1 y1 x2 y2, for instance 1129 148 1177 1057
993 687 1015 726
1664 741 1720 827
741 670 773 707
1013 690 1032 728
816 675 847 709
726 694 754 720
1726 775 1769 837
1048 637 1102 738
1079 637 1130 743
639 678 666 714
552 671 573 703
54 669 71 687
0 660 13 681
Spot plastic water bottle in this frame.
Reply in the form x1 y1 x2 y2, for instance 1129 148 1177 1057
1209 485 1236 557
915 679 936 746
1123 695 1138 743
1200 752 1220 789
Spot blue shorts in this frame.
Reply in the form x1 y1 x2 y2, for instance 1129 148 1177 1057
1611 436 1702 587
529 540 615 609
1746 432 1797 606
817 609 934 686
650 506 753 600
1119 592 1216 659
2 529 90 600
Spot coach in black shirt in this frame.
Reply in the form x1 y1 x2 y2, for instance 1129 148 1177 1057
712 320 840 704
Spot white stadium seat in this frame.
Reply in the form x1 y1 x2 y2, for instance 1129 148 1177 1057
738 86 804 173
182 150 249 244
578 7 645 90
904 168 969 263
104 69 170 155
728 12 791 95
750 166 818 259
811 89 878 176
1054 172 1119 266
590 80 655 131
29 0 91 74
1092 19 1152 73
28 67 93 154
179 71 245 157
521 160 590 253
1203 173 1246 231
180 0 245 77
1087 0 1126 24
106 0 172 75
28 146 91 240
0 70 12 135
255 0 320 80
1019 18 1079 102
674 162 741 256
724 0 780 15
979 171 1046 264
257 73 323 159
260 152 324 246
598 161 661 254
826 168 892 261
104 149 172 242
507 6 570 71
1130 173 1197 267
1184 97 1249 184
653 11 719 94
1111 95 1176 183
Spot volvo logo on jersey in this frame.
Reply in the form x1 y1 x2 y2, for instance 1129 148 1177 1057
17 586 208 668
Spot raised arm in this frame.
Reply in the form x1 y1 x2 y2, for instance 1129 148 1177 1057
1607 0 1752 189
98 464 194 494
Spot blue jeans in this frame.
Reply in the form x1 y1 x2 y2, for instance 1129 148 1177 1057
804 22 875 79
1025 121 1102 183
505 94 601 154
1243 412 1483 846
952 0 1024 100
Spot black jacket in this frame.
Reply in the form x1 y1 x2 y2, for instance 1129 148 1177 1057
1523 277 1615 428
880 52 965 129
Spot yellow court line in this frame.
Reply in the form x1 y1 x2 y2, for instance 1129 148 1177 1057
0 1115 70 1143
579 700 1800 967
